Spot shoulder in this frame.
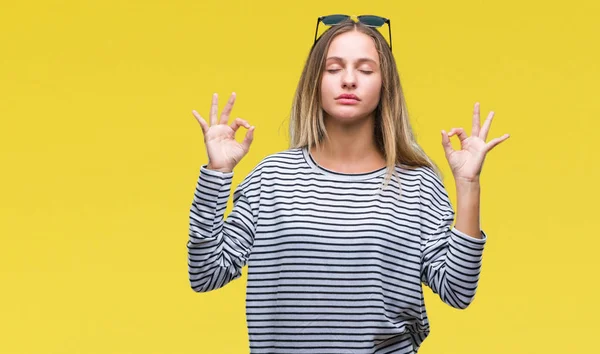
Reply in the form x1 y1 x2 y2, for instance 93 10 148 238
255 147 305 169
406 166 453 214
394 164 450 206
394 165 445 190
238 147 305 188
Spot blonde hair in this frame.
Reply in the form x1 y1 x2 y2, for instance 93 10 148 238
288 19 443 194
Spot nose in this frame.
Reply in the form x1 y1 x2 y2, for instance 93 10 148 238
341 69 357 89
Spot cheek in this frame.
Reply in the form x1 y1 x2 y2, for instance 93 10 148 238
364 77 382 105
320 76 335 98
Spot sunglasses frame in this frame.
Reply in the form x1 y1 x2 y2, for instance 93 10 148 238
313 14 392 51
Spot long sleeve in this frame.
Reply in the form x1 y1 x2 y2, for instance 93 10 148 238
187 165 260 293
418 169 487 309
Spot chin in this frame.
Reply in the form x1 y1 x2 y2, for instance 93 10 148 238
325 107 371 122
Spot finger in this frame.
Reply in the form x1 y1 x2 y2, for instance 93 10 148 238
241 126 255 152
485 133 510 152
192 110 209 135
230 117 251 133
441 130 454 156
480 110 495 140
448 127 468 142
210 93 219 126
472 102 481 137
220 92 237 125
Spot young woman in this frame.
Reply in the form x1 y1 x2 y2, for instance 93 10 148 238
188 15 509 354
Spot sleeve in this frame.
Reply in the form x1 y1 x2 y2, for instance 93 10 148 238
187 164 260 293
419 168 487 309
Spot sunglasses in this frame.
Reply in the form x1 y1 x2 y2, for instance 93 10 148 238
314 14 392 51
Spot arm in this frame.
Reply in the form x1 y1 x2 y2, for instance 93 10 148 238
187 165 259 293
454 179 482 239
424 101 509 308
419 169 486 310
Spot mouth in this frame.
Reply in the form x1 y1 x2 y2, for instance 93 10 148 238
335 94 360 101
335 94 360 105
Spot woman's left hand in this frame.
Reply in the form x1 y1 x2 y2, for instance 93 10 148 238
441 102 510 183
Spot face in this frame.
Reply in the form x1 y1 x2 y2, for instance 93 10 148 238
320 30 382 124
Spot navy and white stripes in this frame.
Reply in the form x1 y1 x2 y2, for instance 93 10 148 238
188 147 486 353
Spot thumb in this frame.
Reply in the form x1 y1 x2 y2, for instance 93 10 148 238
241 126 255 152
441 130 454 156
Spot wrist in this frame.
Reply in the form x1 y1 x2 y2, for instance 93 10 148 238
455 176 480 187
206 164 233 173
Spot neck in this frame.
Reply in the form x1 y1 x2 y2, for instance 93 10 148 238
310 114 385 173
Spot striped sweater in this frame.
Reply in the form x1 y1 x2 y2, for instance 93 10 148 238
188 147 487 354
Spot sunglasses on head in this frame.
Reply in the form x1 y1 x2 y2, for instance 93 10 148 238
314 14 392 51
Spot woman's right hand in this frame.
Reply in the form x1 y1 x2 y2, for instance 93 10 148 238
192 92 255 173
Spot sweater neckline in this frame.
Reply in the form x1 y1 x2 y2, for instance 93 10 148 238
301 146 388 181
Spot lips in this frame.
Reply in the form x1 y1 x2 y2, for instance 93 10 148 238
335 94 360 105
335 94 360 100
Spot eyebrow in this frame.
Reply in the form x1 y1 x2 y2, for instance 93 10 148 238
325 56 378 64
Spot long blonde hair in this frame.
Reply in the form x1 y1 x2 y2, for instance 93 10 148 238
289 19 442 192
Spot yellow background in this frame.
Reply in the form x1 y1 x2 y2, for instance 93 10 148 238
1 0 598 353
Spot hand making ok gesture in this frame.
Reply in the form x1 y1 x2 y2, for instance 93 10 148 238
192 92 255 173
442 102 510 183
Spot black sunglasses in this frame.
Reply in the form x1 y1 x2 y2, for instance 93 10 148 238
314 14 392 51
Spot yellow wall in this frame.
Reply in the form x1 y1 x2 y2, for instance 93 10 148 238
1 0 598 353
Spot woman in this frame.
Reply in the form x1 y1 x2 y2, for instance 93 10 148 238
188 15 509 354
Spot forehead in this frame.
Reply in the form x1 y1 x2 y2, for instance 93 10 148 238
326 30 379 62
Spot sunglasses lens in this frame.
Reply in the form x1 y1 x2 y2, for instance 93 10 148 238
321 14 350 25
358 15 386 27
